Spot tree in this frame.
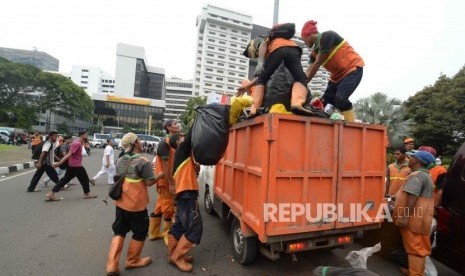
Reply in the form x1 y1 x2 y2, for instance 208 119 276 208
404 67 465 155
0 58 94 130
57 121 70 135
179 96 207 130
87 124 102 135
354 92 413 148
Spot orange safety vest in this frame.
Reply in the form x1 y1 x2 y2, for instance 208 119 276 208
393 170 434 235
311 34 364 83
429 165 447 202
266 38 300 57
31 134 42 146
115 156 150 212
387 161 411 196
154 137 175 187
173 156 199 195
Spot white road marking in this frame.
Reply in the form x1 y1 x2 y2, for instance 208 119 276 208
0 169 36 182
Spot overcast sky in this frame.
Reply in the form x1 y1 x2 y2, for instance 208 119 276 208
1 0 464 101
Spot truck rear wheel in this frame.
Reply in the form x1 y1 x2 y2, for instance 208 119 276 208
231 218 257 264
204 189 214 215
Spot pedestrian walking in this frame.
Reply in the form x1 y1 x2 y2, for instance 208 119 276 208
31 130 42 155
90 138 116 186
41 135 73 189
46 130 97 201
27 131 60 192
394 150 435 275
105 132 163 275
168 128 202 272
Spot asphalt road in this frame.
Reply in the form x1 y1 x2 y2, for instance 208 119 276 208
0 149 460 276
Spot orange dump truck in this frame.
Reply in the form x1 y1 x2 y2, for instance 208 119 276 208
200 113 387 264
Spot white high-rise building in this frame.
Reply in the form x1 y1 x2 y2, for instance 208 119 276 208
193 4 253 97
165 78 193 120
70 65 115 96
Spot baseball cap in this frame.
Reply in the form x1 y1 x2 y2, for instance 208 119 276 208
407 150 435 165
404 137 414 144
418 146 437 157
121 132 138 153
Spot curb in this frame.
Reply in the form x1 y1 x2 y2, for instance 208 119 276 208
0 161 37 175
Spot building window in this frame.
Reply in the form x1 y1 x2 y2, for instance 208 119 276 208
232 29 238 33
219 33 226 37
229 65 236 69
217 70 224 73
206 68 213 72
82 75 88 78
82 69 89 72
208 39 215 42
209 31 216 35
216 77 223 81
219 48 225 52
219 41 226 45
207 46 214 49
241 31 248 35
218 55 225 59
218 63 224 66
220 26 226 30
207 61 213 64
216 84 222 88
231 43 237 47
231 37 237 40
207 53 214 57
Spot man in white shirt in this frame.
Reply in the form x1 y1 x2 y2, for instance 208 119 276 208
90 138 115 185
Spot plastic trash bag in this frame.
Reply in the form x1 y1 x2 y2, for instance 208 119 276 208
192 104 230 165
345 243 381 269
313 266 380 276
229 95 252 125
424 256 438 276
262 63 294 110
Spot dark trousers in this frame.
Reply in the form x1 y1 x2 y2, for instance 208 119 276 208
170 198 203 244
323 66 363 111
112 206 149 241
256 46 307 86
52 166 90 194
27 164 58 191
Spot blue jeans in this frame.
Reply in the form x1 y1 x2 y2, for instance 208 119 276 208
170 198 203 244
323 67 363 111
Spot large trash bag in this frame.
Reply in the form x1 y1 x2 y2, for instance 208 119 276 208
229 95 252 125
192 104 230 165
313 266 380 276
262 62 294 110
346 243 381 269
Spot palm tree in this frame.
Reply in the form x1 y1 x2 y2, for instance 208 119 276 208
179 96 207 130
353 92 413 148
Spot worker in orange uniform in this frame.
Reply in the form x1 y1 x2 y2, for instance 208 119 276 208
301 20 364 122
386 146 411 197
418 146 448 208
167 128 202 272
105 133 163 276
149 119 181 244
31 130 42 155
394 150 435 276
237 24 314 117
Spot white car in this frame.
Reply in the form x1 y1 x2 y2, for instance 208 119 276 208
0 130 11 144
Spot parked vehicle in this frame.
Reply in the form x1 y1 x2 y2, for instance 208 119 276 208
198 113 387 264
433 141 465 275
114 133 124 149
0 130 11 144
92 133 111 148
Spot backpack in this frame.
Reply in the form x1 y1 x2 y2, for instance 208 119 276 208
266 23 296 43
31 141 45 160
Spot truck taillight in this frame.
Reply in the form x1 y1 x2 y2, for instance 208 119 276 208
337 235 351 244
288 242 307 252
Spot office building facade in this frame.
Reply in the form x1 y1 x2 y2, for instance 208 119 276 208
193 5 253 97
0 47 59 71
70 66 115 96
165 78 193 120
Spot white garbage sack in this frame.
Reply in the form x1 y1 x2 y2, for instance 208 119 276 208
424 256 438 276
345 243 382 269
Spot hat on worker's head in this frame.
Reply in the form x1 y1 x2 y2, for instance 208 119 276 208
407 150 435 165
243 36 265 59
301 20 318 38
121 132 138 153
403 137 414 144
418 146 437 157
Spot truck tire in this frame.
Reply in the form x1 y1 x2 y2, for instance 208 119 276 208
231 218 257 264
204 189 214 215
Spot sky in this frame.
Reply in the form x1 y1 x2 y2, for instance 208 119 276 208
1 0 464 101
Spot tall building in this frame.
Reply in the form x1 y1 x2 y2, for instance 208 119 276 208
0 47 59 71
92 43 166 134
165 78 193 120
193 4 253 97
115 43 165 100
70 65 115 96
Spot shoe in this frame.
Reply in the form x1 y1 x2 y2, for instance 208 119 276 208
83 193 97 199
90 178 96 186
163 220 172 246
106 236 124 276
61 184 70 190
170 235 193 272
124 239 152 269
148 216 164 240
167 234 193 263
290 105 314 116
45 192 60 201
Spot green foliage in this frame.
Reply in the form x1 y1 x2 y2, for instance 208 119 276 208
179 96 207 130
57 122 69 134
354 92 413 148
87 124 102 135
404 67 465 155
0 58 94 130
